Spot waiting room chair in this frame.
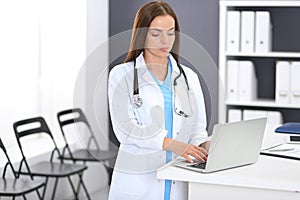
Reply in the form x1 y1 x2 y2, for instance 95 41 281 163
0 138 45 199
13 117 91 200
57 108 117 183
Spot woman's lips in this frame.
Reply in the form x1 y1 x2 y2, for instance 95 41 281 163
160 47 169 52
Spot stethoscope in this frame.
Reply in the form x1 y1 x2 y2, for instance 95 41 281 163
132 59 192 118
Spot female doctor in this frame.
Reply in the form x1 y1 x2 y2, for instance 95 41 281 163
108 1 210 200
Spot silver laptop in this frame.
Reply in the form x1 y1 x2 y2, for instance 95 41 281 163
173 118 267 173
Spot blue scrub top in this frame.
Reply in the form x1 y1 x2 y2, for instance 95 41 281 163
147 57 173 200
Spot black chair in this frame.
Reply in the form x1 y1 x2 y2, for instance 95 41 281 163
0 138 45 199
57 108 117 183
13 117 91 200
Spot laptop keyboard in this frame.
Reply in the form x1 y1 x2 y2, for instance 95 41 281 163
191 162 207 169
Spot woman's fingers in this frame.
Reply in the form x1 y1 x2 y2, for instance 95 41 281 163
183 154 193 163
183 145 208 163
195 146 208 157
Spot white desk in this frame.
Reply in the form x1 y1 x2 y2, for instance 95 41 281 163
157 155 300 200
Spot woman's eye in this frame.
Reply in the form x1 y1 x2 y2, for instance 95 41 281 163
168 32 175 36
151 33 160 37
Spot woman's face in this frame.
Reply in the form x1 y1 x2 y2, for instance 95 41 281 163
144 14 175 59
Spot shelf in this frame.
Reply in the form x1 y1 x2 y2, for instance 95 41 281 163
221 1 300 7
226 100 300 109
226 52 300 58
219 1 300 123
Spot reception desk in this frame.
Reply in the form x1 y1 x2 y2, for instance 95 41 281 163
157 155 300 200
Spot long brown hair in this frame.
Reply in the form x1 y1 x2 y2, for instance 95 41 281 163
124 1 180 63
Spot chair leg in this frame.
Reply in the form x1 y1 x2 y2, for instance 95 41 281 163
36 186 43 200
37 190 43 200
67 176 79 200
42 177 49 200
51 178 59 200
22 194 27 200
77 172 91 200
105 165 114 185
76 174 82 196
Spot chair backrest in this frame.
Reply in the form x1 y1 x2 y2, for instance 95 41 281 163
57 108 100 150
13 117 61 164
0 138 17 178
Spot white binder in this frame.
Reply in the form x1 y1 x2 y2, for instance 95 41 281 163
241 11 255 52
226 11 240 52
243 110 267 120
238 61 257 101
226 60 239 101
275 61 290 104
290 62 300 104
228 109 242 122
267 111 283 125
255 11 272 52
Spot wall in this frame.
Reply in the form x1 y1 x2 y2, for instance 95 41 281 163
85 0 111 193
0 0 111 198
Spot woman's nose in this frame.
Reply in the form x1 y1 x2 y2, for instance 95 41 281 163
160 32 168 43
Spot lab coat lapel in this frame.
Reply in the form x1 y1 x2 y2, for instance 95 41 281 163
135 53 160 89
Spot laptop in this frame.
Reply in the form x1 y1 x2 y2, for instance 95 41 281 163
173 118 267 173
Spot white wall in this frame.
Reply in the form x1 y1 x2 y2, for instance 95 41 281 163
0 0 110 198
83 0 110 193
0 0 39 156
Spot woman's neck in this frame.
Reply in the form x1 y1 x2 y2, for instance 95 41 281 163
144 53 169 81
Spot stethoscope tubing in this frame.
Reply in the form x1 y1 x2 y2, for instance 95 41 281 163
132 58 190 116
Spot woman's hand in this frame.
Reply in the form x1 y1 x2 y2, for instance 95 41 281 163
199 141 210 152
163 138 208 163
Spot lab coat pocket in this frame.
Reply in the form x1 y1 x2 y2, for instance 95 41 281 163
110 171 148 197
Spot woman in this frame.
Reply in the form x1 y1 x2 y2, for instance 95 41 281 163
108 1 210 199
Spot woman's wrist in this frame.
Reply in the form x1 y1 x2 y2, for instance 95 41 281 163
162 137 173 151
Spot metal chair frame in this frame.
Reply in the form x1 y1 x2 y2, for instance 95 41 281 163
13 117 91 200
57 108 117 183
0 138 45 200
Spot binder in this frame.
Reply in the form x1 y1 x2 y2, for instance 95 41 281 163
243 110 267 120
238 61 257 101
275 61 290 104
226 60 239 101
255 11 272 52
226 11 240 52
243 110 282 125
241 11 255 52
267 111 283 125
244 110 284 149
290 62 300 105
228 109 242 122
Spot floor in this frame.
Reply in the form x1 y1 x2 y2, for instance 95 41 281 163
90 185 109 200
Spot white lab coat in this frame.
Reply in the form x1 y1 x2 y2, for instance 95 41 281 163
108 53 208 200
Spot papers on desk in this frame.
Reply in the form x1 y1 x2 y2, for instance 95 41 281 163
260 143 300 161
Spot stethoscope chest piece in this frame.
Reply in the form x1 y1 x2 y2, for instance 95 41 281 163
132 94 143 108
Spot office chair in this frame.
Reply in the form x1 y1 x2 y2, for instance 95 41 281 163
13 117 91 200
57 108 117 183
0 138 45 199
